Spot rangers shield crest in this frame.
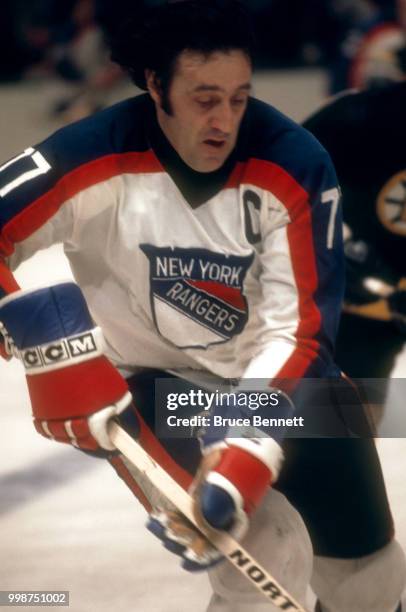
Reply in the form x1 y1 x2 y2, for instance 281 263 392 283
141 245 254 349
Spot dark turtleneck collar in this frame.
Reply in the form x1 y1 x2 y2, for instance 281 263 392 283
145 97 247 208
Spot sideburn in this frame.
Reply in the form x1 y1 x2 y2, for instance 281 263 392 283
158 75 173 116
160 87 173 116
149 71 174 116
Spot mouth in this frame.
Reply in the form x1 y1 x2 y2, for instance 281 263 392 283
202 139 226 149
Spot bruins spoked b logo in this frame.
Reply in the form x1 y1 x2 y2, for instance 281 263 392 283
376 170 406 236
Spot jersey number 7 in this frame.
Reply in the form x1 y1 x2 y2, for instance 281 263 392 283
321 187 340 249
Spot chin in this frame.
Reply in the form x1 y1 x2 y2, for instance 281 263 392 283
196 157 226 173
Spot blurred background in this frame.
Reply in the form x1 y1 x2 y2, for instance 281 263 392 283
1 0 406 123
1 2 406 611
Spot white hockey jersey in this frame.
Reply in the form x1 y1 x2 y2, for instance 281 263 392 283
0 95 344 383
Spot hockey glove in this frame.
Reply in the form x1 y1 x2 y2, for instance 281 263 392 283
148 392 287 571
0 281 132 453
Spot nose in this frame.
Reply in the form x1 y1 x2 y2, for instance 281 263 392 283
209 102 234 135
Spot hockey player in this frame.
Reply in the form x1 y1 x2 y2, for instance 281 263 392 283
303 81 406 404
328 0 405 93
0 2 404 610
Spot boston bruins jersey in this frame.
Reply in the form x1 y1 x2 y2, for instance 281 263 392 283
304 82 406 280
0 95 343 382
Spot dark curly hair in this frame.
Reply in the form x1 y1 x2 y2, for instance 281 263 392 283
109 0 255 108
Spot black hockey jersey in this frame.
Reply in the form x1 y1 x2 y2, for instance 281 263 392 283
304 83 406 277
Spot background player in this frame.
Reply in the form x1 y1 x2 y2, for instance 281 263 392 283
327 0 406 93
303 81 406 425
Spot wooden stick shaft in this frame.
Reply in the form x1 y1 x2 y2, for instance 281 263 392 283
108 422 308 611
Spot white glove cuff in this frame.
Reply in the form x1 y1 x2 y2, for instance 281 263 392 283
88 391 132 450
225 436 284 482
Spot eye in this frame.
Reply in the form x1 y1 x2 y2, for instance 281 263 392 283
231 97 247 108
196 98 216 109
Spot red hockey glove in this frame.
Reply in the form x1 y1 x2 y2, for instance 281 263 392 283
0 281 132 452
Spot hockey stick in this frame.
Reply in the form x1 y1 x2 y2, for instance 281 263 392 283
108 421 308 611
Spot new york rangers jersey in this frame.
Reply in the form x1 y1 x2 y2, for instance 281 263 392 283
0 94 343 383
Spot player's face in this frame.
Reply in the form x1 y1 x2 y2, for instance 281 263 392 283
149 50 252 172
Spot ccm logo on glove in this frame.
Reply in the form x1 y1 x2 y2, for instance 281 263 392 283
21 330 100 371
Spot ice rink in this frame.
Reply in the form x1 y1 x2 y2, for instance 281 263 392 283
1 70 406 612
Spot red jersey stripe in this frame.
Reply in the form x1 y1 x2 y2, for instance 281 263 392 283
235 158 322 379
0 150 163 257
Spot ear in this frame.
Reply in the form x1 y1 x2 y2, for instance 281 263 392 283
145 69 162 105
